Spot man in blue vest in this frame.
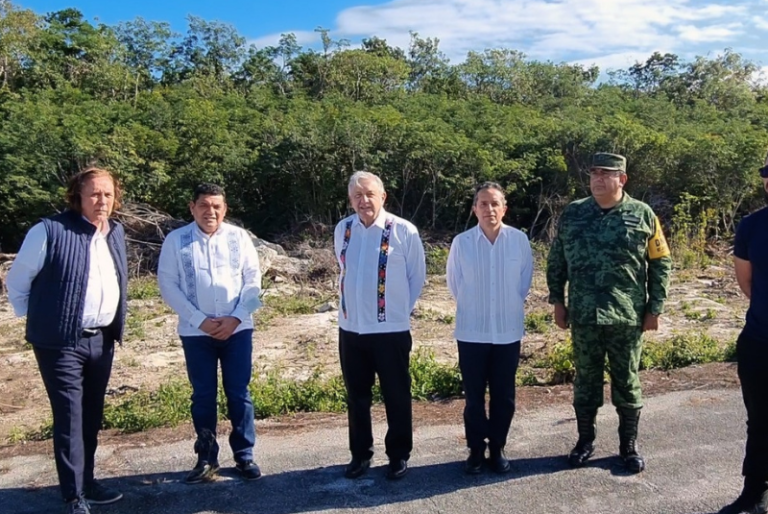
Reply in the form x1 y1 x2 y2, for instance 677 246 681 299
6 168 128 514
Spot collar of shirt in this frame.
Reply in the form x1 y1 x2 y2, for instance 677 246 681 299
474 223 509 244
353 209 389 230
81 216 111 237
193 222 226 240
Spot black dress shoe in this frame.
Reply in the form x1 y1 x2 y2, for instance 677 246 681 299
236 460 263 480
465 448 484 475
84 480 123 504
344 458 371 479
719 485 768 514
386 459 408 480
185 460 220 484
489 448 511 474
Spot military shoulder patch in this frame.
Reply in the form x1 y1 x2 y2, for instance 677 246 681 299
648 215 670 259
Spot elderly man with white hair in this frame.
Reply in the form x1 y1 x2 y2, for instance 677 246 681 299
334 170 426 481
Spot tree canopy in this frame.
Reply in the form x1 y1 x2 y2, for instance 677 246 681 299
1 1 766 250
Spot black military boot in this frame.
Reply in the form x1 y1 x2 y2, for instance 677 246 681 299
568 410 596 468
718 477 768 514
617 407 645 473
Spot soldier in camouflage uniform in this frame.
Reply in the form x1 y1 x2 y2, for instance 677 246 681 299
546 152 672 473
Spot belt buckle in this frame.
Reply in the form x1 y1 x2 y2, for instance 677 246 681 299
82 328 99 337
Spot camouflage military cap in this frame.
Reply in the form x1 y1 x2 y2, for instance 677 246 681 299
590 153 626 172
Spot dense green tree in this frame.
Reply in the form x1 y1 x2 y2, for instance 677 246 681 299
1 0 767 253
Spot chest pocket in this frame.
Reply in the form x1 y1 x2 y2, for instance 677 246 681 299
620 217 650 261
562 219 595 271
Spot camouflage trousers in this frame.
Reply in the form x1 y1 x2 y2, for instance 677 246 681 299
571 324 644 412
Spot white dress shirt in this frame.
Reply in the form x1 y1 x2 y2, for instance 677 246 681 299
6 221 120 328
447 224 533 344
334 210 426 335
158 221 262 337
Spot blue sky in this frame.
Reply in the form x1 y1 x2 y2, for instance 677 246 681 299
16 0 768 77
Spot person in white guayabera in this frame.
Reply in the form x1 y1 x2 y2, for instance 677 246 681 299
334 171 426 481
158 183 262 484
447 181 533 475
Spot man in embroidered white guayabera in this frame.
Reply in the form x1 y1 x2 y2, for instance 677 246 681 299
447 182 533 476
158 183 263 484
334 171 426 481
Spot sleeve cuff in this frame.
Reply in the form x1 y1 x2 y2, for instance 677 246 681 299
548 295 565 305
11 303 28 317
231 307 250 324
189 311 208 330
648 302 664 316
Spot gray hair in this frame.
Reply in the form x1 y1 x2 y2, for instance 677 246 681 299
473 181 506 206
348 171 385 195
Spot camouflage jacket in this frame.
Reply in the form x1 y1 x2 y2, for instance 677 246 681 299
546 193 672 326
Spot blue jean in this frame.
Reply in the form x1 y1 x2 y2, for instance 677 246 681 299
181 329 255 464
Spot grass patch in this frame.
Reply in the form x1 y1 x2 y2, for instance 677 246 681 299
535 339 576 384
5 426 29 444
103 381 193 433
525 311 552 334
14 333 737 441
532 330 735 385
18 350 464 438
261 292 328 316
425 244 449 275
21 419 54 442
516 368 539 386
127 276 161 300
641 332 735 370
409 348 462 400
414 308 455 324
124 305 158 340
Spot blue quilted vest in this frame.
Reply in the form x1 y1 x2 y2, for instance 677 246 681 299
25 210 128 349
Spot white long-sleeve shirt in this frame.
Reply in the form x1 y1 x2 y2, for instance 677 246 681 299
6 221 120 328
447 224 533 344
334 210 426 335
158 222 262 337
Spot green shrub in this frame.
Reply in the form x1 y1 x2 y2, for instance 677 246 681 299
525 311 552 334
409 348 463 400
127 276 161 300
641 332 731 370
543 339 576 384
425 245 450 275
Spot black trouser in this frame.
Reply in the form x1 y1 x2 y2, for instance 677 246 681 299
737 331 768 481
339 328 412 462
33 329 115 502
457 341 521 452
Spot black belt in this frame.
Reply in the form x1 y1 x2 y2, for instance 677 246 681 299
81 328 102 337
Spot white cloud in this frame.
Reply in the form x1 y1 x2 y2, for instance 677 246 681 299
752 65 768 85
677 23 743 42
571 51 662 72
248 30 319 50
254 0 766 72
753 16 768 30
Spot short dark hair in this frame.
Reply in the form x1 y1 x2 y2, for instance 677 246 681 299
472 181 506 206
193 183 226 202
66 167 122 213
